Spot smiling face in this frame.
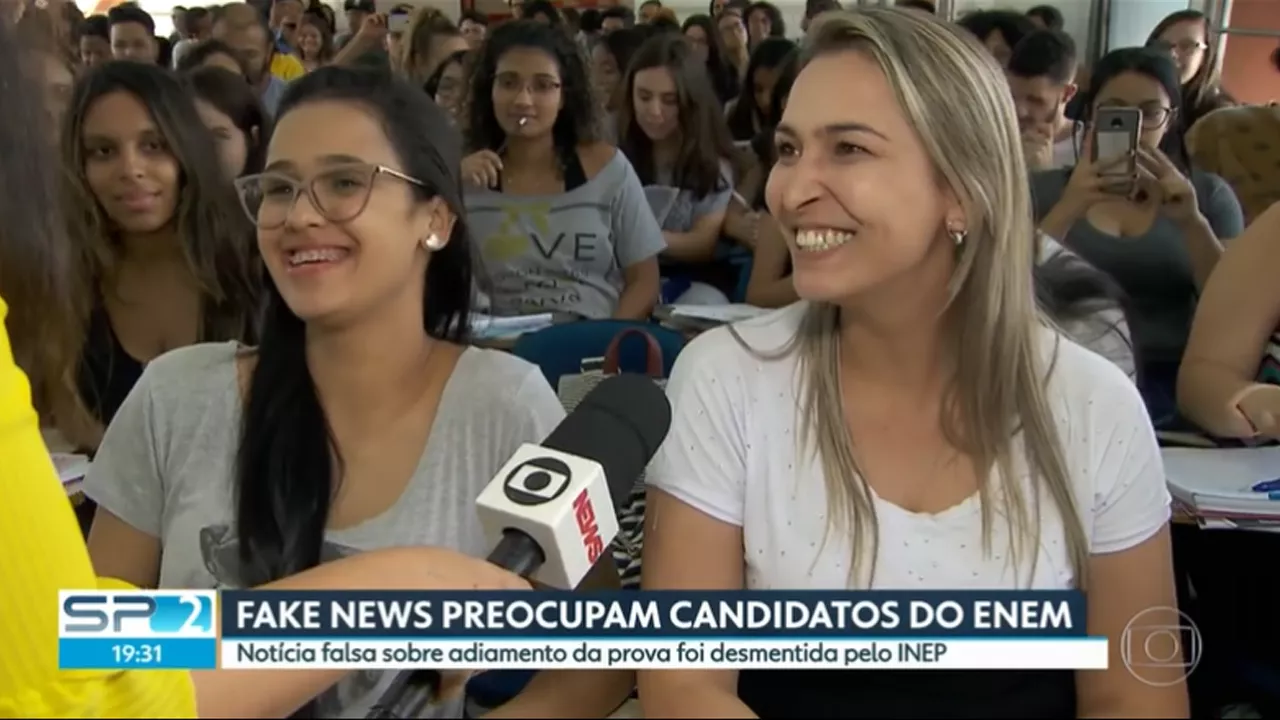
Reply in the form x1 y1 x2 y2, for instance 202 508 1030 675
251 99 451 326
81 91 180 235
766 50 958 304
297 22 323 57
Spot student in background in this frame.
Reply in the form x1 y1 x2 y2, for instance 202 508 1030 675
744 1 784 50
463 21 663 320
185 66 268 179
1178 201 1280 440
175 37 247 75
600 7 633 34
459 10 487 48
618 34 736 305
592 26 646 132
716 9 749 80
682 13 738 103
642 9 1184 718
78 14 111 66
295 12 333 72
424 48 470 122
400 12 467 86
213 3 299 115
1007 30 1080 171
1026 4 1064 31
108 4 158 63
61 62 260 448
1146 9 1233 134
725 37 795 142
957 9 1036 68
1032 47 1243 424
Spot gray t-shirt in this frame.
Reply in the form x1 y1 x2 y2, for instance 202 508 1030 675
648 160 734 233
465 150 666 319
1030 167 1244 363
83 342 565 719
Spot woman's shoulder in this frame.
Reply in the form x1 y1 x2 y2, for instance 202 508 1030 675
579 142 624 181
452 345 549 398
673 303 806 380
139 342 240 396
1038 326 1143 418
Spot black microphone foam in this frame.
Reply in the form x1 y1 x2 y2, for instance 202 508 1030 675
542 373 672 508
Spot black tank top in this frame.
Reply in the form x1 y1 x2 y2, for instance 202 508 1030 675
76 303 144 427
738 668 1076 718
494 147 589 192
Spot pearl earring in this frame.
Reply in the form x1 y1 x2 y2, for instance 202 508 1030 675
421 233 445 251
948 226 967 247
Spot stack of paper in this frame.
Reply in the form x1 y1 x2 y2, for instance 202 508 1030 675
667 304 771 325
54 453 90 496
1162 446 1280 527
469 312 554 340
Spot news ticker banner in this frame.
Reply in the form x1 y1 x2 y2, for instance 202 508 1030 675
59 590 1107 672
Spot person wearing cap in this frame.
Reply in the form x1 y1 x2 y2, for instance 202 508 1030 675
335 0 374 50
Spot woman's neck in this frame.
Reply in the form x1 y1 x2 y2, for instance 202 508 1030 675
305 295 439 426
652 136 679 174
837 243 955 394
504 134 560 170
118 227 184 266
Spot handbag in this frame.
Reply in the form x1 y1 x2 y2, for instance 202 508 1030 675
555 328 668 589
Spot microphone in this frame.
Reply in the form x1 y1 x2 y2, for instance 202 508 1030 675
364 374 672 719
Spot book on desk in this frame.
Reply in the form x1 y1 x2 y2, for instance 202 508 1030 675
1163 445 1280 531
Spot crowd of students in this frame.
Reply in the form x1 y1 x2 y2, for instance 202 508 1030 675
1 0 1279 716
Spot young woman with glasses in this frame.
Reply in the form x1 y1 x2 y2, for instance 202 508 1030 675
83 67 628 718
1146 10 1233 134
1032 47 1244 425
463 20 663 320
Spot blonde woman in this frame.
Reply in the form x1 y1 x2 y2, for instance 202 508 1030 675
640 9 1185 718
401 9 468 86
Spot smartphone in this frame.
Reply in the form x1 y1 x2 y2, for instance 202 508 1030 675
1092 107 1141 194
388 12 411 32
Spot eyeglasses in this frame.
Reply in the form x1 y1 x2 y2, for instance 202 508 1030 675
1152 39 1208 55
494 72 562 95
233 163 425 230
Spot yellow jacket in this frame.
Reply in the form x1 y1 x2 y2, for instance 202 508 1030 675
0 297 197 718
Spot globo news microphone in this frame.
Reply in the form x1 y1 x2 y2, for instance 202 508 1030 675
365 373 672 719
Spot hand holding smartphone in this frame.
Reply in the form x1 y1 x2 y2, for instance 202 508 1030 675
1091 107 1142 195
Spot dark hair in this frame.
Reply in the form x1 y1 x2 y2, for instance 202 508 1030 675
235 67 473 591
958 10 1035 49
805 0 841 19
745 1 785 38
186 6 210 25
107 4 156 34
460 10 488 27
1008 29 1077 85
726 36 795 141
80 14 110 40
1033 250 1136 380
62 62 259 345
897 0 935 13
1026 4 1063 30
579 8 602 32
682 13 739 102
466 20 597 153
521 0 562 25
618 34 733 198
749 46 798 206
175 38 246 74
185 66 268 175
0 18 85 416
648 16 680 34
425 48 470 97
601 6 634 27
1082 46 1190 169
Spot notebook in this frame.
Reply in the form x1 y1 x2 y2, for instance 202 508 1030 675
667 304 770 325
469 312 555 340
1162 446 1280 519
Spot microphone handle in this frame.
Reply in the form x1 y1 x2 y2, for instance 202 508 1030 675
363 530 547 719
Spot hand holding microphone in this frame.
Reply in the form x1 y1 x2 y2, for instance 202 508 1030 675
367 374 672 719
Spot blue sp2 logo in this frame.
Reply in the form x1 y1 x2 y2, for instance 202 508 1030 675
62 593 214 634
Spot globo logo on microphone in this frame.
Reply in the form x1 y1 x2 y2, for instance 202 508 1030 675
502 456 574 506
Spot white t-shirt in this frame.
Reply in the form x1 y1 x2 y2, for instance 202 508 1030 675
647 303 1170 591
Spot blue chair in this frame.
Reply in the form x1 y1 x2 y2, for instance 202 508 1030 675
510 319 686 389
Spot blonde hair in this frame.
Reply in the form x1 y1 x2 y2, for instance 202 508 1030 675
401 8 457 85
791 9 1088 589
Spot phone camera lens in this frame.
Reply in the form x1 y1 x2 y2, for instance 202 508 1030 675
1110 118 1123 127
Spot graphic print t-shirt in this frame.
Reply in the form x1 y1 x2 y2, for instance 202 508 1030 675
82 342 566 719
465 151 666 319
